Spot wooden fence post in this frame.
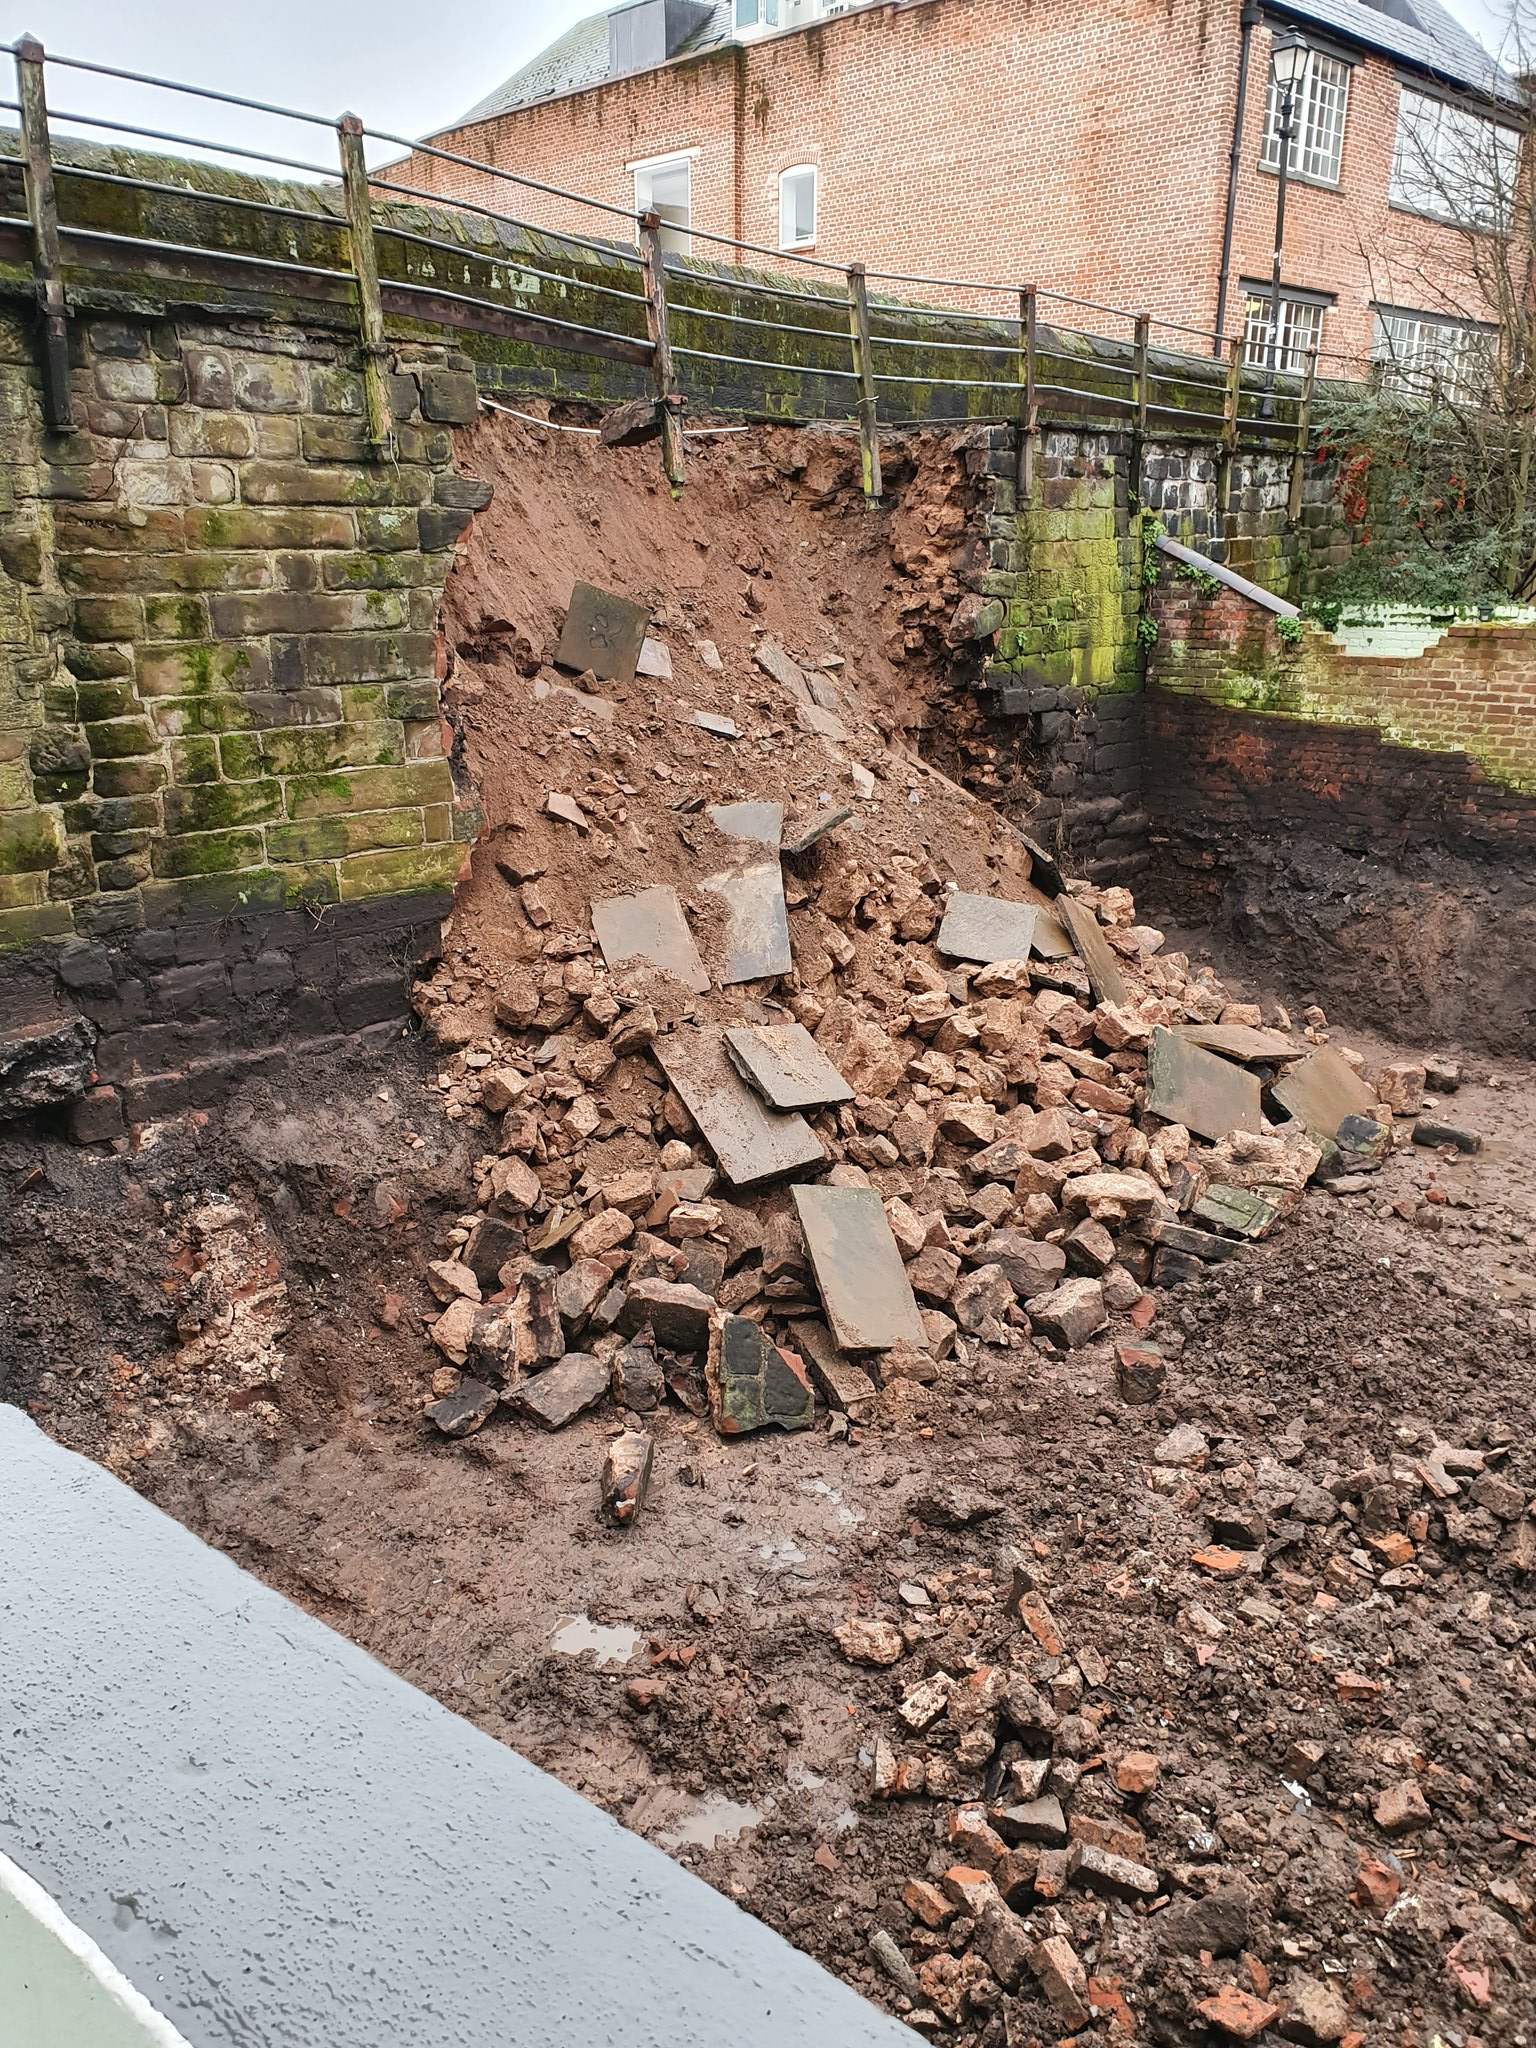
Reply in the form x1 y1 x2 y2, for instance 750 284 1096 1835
638 213 684 493
1219 332 1243 530
846 261 882 506
1016 284 1038 503
1132 310 1150 508
15 38 72 432
337 116 394 461
1288 346 1317 525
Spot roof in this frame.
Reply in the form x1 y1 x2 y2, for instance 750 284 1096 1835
437 0 1514 134
1269 0 1517 101
449 2 733 129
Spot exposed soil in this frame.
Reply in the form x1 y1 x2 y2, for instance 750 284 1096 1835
5 416 1536 2045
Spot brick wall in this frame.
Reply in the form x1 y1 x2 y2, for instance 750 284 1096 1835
395 0 1495 361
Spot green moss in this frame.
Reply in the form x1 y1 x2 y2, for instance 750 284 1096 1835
150 826 266 879
163 779 281 834
171 737 220 785
0 811 62 874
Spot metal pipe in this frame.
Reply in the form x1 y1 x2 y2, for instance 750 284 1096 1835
1214 0 1263 357
1262 76 1296 419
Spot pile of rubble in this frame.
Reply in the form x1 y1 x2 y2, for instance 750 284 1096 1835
413 580 1470 1524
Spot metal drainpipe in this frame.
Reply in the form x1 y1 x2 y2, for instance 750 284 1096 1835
1214 0 1264 357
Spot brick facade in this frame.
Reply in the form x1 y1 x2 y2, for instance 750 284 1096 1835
393 0 1499 364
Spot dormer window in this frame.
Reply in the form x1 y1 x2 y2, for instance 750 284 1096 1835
735 0 781 27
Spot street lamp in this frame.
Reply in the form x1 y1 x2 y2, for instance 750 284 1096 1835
1262 28 1309 418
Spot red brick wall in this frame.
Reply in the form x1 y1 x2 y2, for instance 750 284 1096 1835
387 0 1490 358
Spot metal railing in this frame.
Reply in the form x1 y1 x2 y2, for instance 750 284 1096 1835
1 37 1327 505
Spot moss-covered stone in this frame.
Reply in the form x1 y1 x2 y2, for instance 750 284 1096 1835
261 721 405 775
284 760 451 818
265 809 424 861
335 841 465 900
163 779 282 835
0 810 63 873
149 826 266 878
169 737 220 785
0 900 74 946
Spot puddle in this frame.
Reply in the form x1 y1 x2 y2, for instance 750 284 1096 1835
799 1478 863 1527
755 1537 808 1571
549 1614 642 1667
658 1796 766 1851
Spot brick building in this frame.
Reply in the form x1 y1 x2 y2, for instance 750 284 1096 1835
391 0 1522 377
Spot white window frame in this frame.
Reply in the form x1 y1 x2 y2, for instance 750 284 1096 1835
778 164 818 250
627 148 698 256
1390 88 1519 230
1241 290 1326 374
733 0 781 36
1259 47 1351 186
1371 307 1495 402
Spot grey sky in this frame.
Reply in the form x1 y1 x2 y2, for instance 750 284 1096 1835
6 0 1511 171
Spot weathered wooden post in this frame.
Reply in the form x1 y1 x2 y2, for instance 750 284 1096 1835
638 212 684 493
1016 283 1038 503
1288 346 1317 525
14 38 72 432
337 114 394 460
846 261 882 507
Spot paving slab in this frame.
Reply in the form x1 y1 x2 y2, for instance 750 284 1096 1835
936 891 1040 965
1271 1043 1377 1140
1146 1025 1262 1142
797 702 849 741
701 861 792 983
724 1022 854 1109
792 1184 927 1351
754 638 811 700
691 710 738 739
555 580 650 683
783 806 851 856
708 800 783 847
636 637 673 680
655 1028 826 1186
1017 881 1072 958
1175 1023 1302 1065
592 885 709 993
1058 897 1129 1008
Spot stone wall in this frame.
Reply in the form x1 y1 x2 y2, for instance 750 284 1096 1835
949 426 1350 884
0 305 486 1119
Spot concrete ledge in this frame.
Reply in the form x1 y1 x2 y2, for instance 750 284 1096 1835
0 1409 913 2048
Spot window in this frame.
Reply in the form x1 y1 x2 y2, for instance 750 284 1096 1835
1259 48 1351 184
631 153 693 255
778 165 817 249
734 0 780 27
1390 89 1519 229
1242 290 1326 372
1372 307 1494 400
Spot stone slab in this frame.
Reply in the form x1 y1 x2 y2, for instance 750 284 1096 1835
792 1184 928 1352
936 892 1039 966
636 637 673 680
708 801 783 848
701 861 792 983
1058 897 1129 1008
783 806 852 856
691 711 738 738
1271 1044 1377 1141
754 638 810 700
655 1028 826 1187
797 702 849 741
723 1023 854 1110
1175 1023 1302 1065
791 1320 879 1416
1192 1185 1281 1238
555 580 649 683
1146 1025 1262 1143
592 885 709 993
1017 882 1073 959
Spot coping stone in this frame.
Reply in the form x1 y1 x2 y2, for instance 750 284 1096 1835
1145 1026 1262 1142
792 1184 928 1351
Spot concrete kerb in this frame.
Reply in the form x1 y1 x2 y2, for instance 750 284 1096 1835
0 1407 916 2048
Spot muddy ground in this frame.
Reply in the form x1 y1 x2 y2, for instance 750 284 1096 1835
5 416 1536 2042
3 1002 1534 2045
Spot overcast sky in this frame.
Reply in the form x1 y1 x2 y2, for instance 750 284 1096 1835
6 0 1511 168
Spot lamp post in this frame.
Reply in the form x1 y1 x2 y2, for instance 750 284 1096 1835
1262 28 1309 419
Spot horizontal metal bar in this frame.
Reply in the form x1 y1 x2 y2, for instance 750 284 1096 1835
869 329 1018 354
377 276 651 366
365 173 644 268
651 217 846 273
55 161 339 229
58 220 355 282
873 370 1025 390
372 218 646 304
673 343 859 378
669 298 847 342
363 129 638 224
45 105 337 178
863 264 1017 296
35 48 342 130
